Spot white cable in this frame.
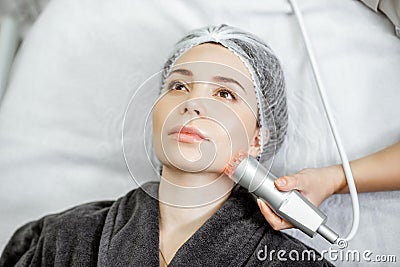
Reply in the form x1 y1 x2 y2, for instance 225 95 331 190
287 0 360 242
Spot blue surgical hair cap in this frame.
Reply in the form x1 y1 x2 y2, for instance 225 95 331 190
159 24 288 163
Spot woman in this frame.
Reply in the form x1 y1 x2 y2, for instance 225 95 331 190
0 24 334 266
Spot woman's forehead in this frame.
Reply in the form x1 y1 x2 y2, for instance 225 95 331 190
171 44 255 94
174 43 252 80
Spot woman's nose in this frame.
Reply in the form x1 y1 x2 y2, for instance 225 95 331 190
180 85 208 116
181 98 205 116
183 105 200 115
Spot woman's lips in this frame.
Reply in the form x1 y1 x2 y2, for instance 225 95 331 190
170 132 204 143
168 125 209 143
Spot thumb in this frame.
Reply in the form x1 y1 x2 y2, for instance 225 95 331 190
274 175 302 191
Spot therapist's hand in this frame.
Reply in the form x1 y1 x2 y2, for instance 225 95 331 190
256 165 346 231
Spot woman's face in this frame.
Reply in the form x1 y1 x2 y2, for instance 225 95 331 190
152 43 261 174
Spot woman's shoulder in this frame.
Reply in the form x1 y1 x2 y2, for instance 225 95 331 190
30 184 147 233
0 184 151 267
0 201 110 266
10 182 155 235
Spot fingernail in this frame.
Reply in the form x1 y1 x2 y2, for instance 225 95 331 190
257 198 263 208
276 178 286 187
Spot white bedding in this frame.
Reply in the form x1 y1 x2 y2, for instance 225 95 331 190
0 0 399 265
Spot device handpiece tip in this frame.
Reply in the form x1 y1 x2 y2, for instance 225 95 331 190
223 151 248 178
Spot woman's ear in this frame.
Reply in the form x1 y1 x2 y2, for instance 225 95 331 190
248 127 261 157
248 127 269 158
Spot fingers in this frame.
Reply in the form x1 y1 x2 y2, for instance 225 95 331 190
257 198 293 231
274 175 304 191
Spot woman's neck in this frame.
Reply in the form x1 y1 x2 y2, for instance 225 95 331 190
158 164 234 234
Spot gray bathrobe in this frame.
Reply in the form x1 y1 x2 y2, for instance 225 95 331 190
0 182 334 266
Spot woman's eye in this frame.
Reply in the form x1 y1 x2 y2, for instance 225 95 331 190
216 89 236 101
169 81 188 92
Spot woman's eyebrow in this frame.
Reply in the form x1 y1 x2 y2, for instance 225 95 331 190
170 69 193 76
213 76 247 95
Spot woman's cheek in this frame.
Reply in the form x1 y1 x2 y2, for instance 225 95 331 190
207 121 248 171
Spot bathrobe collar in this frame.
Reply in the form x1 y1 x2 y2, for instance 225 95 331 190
97 181 266 266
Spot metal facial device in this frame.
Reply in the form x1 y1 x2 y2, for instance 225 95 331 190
228 155 339 244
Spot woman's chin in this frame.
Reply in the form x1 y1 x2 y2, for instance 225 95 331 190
159 143 214 169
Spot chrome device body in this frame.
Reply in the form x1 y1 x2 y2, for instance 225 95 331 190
231 156 339 244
